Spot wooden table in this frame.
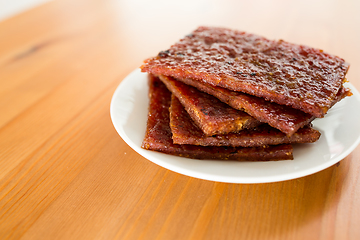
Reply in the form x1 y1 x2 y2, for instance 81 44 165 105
1 0 360 239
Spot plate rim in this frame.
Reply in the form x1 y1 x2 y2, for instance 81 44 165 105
110 69 360 183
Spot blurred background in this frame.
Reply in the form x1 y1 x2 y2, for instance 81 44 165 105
1 0 359 88
0 0 51 21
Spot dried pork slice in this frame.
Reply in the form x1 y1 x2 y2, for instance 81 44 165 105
159 75 261 136
176 76 352 135
141 26 349 118
170 94 321 147
164 75 315 136
141 75 293 161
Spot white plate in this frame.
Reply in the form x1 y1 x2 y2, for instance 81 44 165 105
110 69 360 183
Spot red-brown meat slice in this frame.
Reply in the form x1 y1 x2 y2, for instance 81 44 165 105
158 75 261 136
141 75 293 161
161 75 315 136
170 94 321 147
141 26 349 117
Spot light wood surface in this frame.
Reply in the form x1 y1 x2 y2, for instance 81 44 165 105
1 0 360 239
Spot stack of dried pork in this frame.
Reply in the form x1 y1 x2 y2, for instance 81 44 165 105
140 26 351 161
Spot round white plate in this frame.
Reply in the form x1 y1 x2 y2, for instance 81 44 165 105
110 69 360 183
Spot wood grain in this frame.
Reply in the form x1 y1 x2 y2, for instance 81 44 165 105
0 0 359 239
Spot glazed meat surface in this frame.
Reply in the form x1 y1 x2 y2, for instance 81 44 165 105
141 75 293 161
159 75 261 136
170 94 321 147
172 76 351 136
165 75 315 136
141 26 349 117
